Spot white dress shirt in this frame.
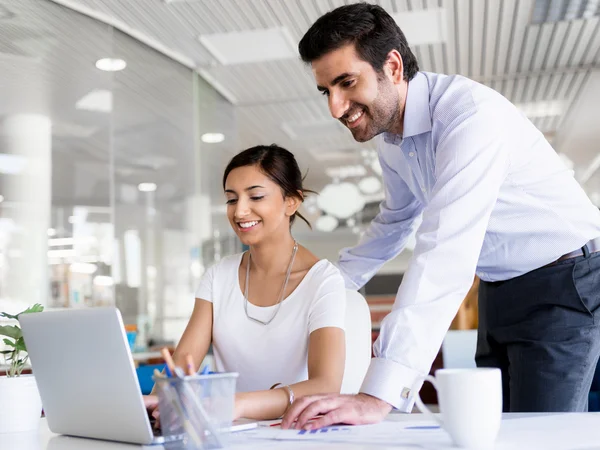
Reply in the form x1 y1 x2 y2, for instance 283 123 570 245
338 72 600 412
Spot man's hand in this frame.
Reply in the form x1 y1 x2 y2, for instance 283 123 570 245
281 393 393 430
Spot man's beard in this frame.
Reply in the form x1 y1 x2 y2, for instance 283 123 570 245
346 78 401 143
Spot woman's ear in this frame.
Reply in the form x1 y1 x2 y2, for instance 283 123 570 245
285 194 302 217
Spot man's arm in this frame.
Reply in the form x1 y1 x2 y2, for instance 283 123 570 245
360 105 510 411
338 151 423 289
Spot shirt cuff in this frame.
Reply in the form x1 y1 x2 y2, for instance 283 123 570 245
359 357 425 412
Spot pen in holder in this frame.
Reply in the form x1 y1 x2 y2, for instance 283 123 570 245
153 372 239 450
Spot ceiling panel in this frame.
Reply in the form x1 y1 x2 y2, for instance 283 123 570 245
481 0 501 78
572 16 600 65
557 19 585 67
453 0 469 75
469 0 485 78
531 22 554 71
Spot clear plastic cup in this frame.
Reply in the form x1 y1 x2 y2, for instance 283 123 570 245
153 372 238 449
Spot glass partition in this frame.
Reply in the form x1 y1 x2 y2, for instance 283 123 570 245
0 0 237 351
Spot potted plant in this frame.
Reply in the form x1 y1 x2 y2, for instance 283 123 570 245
0 304 44 433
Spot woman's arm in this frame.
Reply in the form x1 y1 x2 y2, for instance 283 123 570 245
150 298 213 394
171 298 213 369
234 326 345 420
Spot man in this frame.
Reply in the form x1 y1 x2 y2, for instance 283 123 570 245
282 2 600 429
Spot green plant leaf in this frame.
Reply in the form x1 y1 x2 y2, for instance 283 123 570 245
0 350 13 354
1 304 43 321
13 336 26 352
3 338 15 347
17 303 44 317
0 311 19 320
0 325 21 340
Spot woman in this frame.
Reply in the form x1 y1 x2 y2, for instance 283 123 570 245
148 144 346 420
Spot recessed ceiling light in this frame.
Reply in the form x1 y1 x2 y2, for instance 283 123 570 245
318 183 366 219
392 8 447 46
69 262 98 274
76 89 113 113
358 176 382 195
515 100 563 118
315 215 339 232
199 27 297 65
93 275 114 286
95 58 127 72
325 165 367 179
0 153 27 174
138 182 157 192
201 133 224 144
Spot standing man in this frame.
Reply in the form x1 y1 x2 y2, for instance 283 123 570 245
282 2 600 429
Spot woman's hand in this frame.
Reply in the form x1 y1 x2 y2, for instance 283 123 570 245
233 393 248 420
143 394 160 428
144 394 159 410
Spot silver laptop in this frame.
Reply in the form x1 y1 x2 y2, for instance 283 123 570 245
20 307 256 445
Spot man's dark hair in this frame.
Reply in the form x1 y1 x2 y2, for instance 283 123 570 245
298 2 419 81
223 144 314 228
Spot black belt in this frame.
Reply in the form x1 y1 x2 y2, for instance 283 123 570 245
545 237 600 267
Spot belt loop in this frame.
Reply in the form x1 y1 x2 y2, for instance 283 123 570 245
582 243 590 258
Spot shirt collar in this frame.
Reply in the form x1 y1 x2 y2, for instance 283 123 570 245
383 72 431 144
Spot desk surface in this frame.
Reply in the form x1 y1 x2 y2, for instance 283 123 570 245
3 412 598 450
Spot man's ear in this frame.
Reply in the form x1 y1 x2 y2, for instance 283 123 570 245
385 49 404 84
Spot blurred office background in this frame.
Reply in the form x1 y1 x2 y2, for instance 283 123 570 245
0 0 599 352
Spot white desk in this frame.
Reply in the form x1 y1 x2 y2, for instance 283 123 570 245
4 412 599 450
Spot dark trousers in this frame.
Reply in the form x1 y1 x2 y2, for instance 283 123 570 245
476 247 600 412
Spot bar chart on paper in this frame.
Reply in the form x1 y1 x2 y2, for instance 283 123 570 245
241 421 452 447
297 426 352 435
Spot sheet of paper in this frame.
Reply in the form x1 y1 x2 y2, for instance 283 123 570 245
233 413 600 450
240 420 453 447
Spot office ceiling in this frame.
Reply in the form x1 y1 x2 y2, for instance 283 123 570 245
53 0 600 194
1 0 600 227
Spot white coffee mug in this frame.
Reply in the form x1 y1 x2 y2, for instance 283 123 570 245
414 368 502 449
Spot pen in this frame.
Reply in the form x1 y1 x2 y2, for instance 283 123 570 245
161 348 176 377
269 417 321 427
185 354 195 376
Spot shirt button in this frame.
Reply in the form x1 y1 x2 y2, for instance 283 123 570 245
421 188 426 193
408 152 415 157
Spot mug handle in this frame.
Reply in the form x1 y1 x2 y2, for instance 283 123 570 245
413 375 444 427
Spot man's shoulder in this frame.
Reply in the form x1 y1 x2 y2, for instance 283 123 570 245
426 72 479 108
425 72 509 126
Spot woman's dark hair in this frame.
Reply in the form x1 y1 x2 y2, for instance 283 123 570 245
222 144 314 228
298 2 419 81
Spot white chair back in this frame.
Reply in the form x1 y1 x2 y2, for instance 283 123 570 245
441 329 477 369
340 289 372 394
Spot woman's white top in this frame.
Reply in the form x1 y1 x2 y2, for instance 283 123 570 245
195 253 347 392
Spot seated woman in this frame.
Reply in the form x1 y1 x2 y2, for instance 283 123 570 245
147 144 346 420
